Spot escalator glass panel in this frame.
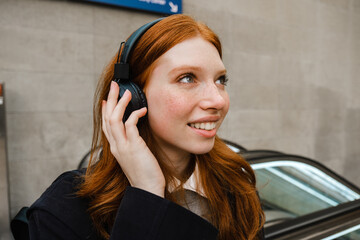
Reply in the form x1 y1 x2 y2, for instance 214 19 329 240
252 161 360 220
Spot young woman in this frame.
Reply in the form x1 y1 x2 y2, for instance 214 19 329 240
28 14 264 240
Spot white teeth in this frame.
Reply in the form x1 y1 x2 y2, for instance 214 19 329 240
190 122 216 130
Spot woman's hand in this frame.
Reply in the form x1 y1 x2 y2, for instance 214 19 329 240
102 81 165 197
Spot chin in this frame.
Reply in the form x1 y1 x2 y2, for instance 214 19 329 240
189 139 215 155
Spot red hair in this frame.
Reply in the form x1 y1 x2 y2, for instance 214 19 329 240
78 14 264 240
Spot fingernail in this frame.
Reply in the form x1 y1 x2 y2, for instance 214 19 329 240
111 81 116 89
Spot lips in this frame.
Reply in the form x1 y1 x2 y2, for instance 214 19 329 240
187 116 221 139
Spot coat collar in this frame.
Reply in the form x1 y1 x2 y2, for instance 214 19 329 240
170 164 207 198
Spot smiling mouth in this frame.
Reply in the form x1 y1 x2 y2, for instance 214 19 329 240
188 122 216 131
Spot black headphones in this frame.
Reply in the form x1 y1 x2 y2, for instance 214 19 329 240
113 18 164 122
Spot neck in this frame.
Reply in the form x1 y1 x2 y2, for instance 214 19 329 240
159 148 193 180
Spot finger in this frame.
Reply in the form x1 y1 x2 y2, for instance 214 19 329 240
102 99 119 147
108 117 127 144
106 81 120 119
102 100 119 149
101 100 110 137
112 89 132 123
107 90 132 143
104 82 121 144
102 100 121 157
124 107 147 142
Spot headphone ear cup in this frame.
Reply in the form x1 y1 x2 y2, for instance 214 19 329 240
115 80 148 122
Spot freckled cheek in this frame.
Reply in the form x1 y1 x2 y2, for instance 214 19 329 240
148 92 190 125
164 97 190 122
166 96 189 116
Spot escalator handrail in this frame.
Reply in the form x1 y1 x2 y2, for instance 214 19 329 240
264 198 360 238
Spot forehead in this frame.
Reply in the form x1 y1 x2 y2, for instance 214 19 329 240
153 37 225 73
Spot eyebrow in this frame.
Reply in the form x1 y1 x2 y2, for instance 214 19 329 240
169 65 227 76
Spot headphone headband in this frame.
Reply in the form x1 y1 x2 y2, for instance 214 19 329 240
114 18 164 81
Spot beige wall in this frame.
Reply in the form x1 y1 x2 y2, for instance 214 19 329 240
0 0 359 227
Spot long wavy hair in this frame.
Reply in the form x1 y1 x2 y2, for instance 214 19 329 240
78 14 264 240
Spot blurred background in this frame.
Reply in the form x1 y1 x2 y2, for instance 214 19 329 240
0 0 359 239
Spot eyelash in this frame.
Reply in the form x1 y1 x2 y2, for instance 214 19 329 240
178 73 196 84
216 75 229 86
177 73 229 86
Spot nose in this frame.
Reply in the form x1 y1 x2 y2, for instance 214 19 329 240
199 82 227 110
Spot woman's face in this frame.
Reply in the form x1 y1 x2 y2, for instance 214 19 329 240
145 36 229 160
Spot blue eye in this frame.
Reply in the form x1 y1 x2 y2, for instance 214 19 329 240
215 75 229 86
178 74 195 83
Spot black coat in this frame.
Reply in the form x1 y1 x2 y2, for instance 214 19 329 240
27 170 218 240
27 170 264 240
